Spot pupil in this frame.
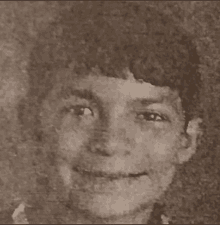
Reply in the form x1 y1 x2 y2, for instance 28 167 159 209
83 108 91 115
76 107 92 116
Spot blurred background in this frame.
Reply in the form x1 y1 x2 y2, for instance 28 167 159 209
0 1 220 223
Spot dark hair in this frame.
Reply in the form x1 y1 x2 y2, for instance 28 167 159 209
23 2 201 136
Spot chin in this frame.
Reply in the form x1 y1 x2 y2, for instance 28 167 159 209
97 196 137 217
69 186 156 219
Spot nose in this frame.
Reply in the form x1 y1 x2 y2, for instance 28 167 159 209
88 120 133 157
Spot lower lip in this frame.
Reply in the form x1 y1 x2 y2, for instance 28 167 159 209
71 168 149 194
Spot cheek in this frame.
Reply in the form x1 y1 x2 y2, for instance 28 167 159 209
59 131 82 151
138 128 180 163
58 116 91 160
135 129 180 193
58 130 88 161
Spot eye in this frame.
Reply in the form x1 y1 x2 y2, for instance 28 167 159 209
136 112 167 122
63 106 94 117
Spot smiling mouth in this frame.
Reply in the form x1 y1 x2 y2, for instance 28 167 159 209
73 167 148 180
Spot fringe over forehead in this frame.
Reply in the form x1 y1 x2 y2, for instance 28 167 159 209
27 2 201 121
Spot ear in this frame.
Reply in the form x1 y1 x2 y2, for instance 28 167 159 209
177 117 203 164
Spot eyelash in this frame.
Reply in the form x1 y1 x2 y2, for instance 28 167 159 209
136 112 169 122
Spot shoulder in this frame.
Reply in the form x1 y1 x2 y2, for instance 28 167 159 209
147 203 173 224
0 203 29 224
0 208 14 224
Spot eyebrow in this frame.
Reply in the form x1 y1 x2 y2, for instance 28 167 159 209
133 97 165 105
59 87 177 112
132 97 179 114
59 87 99 103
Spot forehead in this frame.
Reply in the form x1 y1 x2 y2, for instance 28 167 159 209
52 70 181 107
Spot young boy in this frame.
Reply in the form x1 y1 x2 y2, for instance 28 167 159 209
17 2 202 224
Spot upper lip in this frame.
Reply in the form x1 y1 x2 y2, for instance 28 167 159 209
73 166 148 180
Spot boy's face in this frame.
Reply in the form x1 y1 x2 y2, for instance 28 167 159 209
41 70 197 219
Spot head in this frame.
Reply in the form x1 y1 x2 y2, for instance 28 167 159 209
21 2 203 223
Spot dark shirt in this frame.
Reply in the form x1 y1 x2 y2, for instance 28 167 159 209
0 208 14 224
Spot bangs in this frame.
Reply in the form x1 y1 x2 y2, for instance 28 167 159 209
27 2 201 120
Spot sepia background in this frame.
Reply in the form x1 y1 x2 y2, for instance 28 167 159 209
0 1 220 223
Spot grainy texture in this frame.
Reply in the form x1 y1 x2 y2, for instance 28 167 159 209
0 1 220 224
